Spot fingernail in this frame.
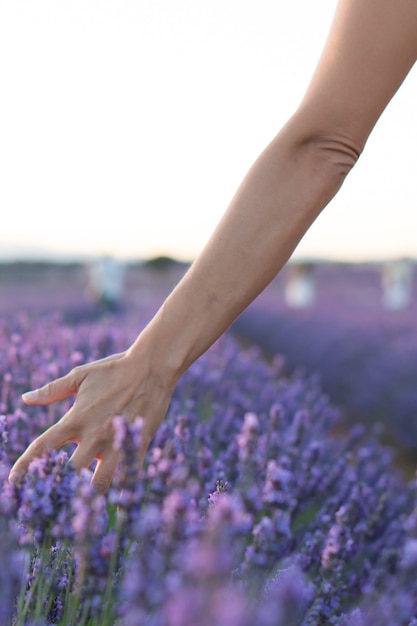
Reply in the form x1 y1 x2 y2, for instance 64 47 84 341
22 390 39 402
8 469 24 486
8 471 18 485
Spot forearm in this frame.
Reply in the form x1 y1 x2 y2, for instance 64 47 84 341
130 118 352 383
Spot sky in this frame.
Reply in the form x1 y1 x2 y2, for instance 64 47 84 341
0 0 416 263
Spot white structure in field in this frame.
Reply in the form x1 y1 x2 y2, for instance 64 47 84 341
284 263 315 308
381 259 413 310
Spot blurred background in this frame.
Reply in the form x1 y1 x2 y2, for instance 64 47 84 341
0 0 416 264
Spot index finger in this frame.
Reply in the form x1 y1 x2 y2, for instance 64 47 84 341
8 422 73 485
22 370 79 406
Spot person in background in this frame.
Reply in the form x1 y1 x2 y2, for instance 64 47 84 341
381 259 414 311
86 255 126 313
9 0 417 493
284 262 316 309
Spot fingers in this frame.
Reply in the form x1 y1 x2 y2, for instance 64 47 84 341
22 370 80 406
9 422 119 495
91 451 119 495
21 352 125 407
8 422 71 484
12 350 147 494
69 430 120 494
68 443 96 473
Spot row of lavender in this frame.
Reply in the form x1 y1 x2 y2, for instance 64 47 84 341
233 262 417 452
1 301 417 625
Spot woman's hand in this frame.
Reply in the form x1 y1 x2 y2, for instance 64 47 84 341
8 346 175 494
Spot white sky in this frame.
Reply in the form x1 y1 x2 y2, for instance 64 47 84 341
0 0 416 262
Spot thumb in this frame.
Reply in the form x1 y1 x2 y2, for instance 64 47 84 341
22 371 79 406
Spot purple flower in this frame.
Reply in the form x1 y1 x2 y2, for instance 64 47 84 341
0 472 24 624
72 470 114 619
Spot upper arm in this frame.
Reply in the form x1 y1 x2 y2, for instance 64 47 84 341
295 0 417 153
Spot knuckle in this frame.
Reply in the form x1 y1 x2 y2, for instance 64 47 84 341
64 369 79 393
40 377 62 398
89 421 115 450
67 407 86 430
38 381 55 399
70 365 82 381
92 475 110 495
90 429 109 449
54 419 70 440
29 437 49 458
88 430 109 458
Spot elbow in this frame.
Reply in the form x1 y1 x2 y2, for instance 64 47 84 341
284 111 364 189
307 132 362 182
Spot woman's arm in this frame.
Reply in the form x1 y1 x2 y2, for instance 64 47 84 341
9 0 417 493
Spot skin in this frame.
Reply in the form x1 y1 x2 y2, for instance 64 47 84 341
9 0 417 494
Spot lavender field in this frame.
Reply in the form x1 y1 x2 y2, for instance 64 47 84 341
234 261 417 460
1 261 417 625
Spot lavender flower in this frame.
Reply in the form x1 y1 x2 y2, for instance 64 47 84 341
111 415 144 536
72 470 114 619
0 466 25 625
1 265 417 625
17 450 77 546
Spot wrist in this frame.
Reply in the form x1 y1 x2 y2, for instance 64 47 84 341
127 316 185 392
129 295 208 386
